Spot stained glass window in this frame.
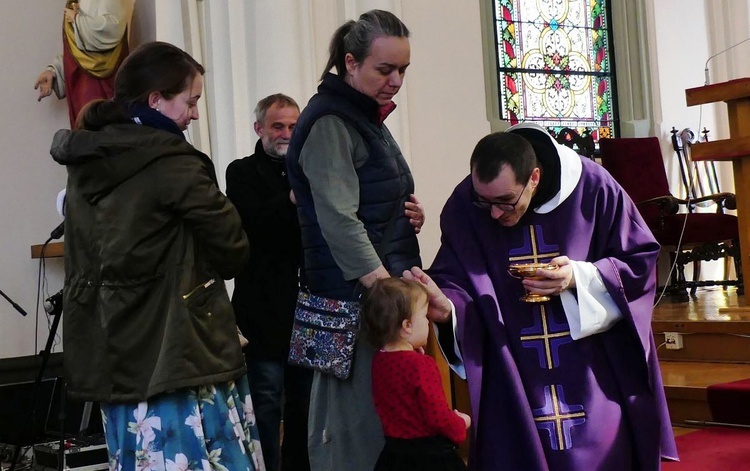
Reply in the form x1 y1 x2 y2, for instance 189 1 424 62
493 0 618 141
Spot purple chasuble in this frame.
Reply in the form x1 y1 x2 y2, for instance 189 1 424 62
430 156 677 470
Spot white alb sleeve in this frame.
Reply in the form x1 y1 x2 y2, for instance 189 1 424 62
559 260 623 340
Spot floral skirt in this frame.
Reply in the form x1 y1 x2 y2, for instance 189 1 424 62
99 377 265 471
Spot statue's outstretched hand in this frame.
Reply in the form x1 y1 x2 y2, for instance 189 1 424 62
34 70 55 102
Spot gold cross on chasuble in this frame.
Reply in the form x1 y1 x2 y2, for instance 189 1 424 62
508 225 560 264
532 384 586 451
519 305 572 370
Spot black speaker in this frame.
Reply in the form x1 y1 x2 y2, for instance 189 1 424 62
0 377 56 444
45 378 103 437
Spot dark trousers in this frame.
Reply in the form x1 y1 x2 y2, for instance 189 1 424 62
247 357 313 471
375 436 467 471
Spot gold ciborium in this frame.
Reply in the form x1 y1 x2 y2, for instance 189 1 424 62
508 262 559 303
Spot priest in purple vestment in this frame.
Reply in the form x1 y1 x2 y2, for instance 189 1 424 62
409 123 678 470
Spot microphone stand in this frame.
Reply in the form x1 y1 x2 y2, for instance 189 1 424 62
0 290 31 471
0 289 29 317
5 223 67 469
7 293 65 471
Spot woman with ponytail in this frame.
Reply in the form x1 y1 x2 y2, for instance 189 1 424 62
286 10 427 471
51 41 265 471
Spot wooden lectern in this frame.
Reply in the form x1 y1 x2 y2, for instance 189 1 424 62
686 78 750 311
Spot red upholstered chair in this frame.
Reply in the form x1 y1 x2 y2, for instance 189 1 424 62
599 137 742 297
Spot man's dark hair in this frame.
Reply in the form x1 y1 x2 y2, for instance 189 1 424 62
470 132 538 184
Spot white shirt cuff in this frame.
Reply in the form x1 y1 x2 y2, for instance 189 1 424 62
560 260 623 340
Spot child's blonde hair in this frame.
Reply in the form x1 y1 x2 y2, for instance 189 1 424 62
360 277 428 348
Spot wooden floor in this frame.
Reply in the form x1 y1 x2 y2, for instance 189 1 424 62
654 287 750 434
653 286 750 321
654 286 750 387
672 426 701 437
660 360 750 387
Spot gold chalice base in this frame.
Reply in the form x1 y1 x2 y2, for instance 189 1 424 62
520 293 551 303
508 262 559 303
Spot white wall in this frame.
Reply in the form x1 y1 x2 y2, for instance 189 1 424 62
647 0 750 195
0 2 69 358
648 0 721 194
400 1 490 264
646 0 750 281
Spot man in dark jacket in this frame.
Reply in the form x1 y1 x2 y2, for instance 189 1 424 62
226 94 312 471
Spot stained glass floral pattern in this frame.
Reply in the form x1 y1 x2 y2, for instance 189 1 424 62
494 0 617 141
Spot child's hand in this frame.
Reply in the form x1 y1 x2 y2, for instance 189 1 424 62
414 346 425 354
455 410 471 429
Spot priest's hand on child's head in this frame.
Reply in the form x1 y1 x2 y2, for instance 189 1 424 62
402 267 452 322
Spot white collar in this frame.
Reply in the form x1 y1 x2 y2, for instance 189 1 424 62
506 123 583 214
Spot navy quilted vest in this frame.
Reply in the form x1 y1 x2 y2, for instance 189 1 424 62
287 74 421 300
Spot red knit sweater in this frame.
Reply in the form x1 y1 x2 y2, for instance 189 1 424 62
371 350 467 445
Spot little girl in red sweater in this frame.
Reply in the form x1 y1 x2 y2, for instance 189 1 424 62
361 278 470 471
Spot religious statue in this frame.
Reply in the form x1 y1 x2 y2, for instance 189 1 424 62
34 0 134 127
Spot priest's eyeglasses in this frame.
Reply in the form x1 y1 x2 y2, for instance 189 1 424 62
471 178 530 212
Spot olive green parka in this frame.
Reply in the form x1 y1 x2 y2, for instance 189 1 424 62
51 123 249 402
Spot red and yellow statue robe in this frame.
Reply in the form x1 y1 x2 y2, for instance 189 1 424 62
48 0 132 126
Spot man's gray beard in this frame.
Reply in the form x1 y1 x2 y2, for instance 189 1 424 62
266 145 288 161
263 144 289 160
273 144 289 158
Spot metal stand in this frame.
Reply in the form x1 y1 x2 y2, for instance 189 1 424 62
8 292 64 471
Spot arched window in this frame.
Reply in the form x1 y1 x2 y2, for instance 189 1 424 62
492 0 618 141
